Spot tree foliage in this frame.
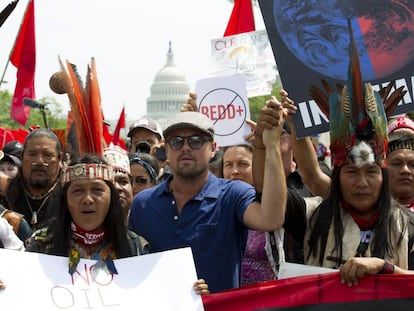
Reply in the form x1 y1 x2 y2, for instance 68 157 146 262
248 82 282 122
0 90 66 129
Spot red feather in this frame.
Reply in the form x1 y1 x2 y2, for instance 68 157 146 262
52 57 105 155
84 58 104 155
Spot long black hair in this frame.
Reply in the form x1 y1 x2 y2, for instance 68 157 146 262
307 166 406 266
44 154 134 258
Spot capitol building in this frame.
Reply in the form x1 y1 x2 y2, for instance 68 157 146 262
145 41 190 127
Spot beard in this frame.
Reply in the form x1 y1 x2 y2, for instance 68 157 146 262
174 164 209 180
26 168 51 189
27 176 50 189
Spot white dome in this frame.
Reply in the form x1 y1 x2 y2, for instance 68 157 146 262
153 58 187 83
152 42 187 84
146 42 190 125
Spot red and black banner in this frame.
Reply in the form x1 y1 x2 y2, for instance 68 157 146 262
202 272 414 311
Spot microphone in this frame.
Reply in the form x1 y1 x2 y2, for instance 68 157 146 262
23 97 49 128
23 98 45 109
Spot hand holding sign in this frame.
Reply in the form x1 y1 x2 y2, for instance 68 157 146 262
181 92 198 112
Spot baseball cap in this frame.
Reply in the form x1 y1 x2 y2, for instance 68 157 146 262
0 151 21 167
3 140 23 157
163 111 215 140
127 117 163 139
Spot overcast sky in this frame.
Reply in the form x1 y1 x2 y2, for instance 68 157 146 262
0 0 265 123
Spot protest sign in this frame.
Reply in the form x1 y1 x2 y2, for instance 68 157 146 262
0 247 203 310
210 29 278 98
195 75 251 148
259 0 414 137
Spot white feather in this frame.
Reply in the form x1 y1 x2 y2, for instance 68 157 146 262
350 141 375 167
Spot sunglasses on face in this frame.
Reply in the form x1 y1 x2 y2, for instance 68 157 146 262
132 176 149 186
166 135 210 150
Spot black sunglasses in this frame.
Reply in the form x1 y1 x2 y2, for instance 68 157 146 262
166 135 210 150
132 176 149 186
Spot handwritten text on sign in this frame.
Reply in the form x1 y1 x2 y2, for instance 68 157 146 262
0 247 203 310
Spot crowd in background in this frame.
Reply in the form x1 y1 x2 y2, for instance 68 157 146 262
1 82 414 293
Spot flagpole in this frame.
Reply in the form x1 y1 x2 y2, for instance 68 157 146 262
0 59 11 89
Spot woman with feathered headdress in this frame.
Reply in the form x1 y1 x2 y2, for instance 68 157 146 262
278 20 414 286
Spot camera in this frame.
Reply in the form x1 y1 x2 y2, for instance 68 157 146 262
155 146 167 162
135 141 151 154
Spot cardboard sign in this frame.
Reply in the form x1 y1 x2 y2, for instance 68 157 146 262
0 247 204 310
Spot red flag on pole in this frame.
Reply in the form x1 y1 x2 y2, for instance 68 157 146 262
10 0 36 125
102 121 112 145
223 0 255 37
111 106 125 146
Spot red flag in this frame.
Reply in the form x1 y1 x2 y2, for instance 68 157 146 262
223 0 255 37
10 0 36 125
111 106 125 145
0 127 16 149
103 122 112 145
203 272 414 311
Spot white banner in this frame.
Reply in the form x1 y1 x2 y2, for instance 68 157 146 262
210 30 278 98
0 247 204 310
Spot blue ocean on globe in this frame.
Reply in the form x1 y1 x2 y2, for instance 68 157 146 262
273 0 414 81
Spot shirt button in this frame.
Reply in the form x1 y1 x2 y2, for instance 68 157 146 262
173 215 178 220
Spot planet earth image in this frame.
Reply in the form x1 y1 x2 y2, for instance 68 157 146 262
273 0 414 81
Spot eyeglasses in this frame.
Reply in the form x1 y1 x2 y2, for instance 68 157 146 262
132 176 149 186
166 135 210 150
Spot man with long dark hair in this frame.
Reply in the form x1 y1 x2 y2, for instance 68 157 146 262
2 128 63 231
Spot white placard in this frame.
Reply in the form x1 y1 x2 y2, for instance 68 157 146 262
195 75 252 148
0 247 204 310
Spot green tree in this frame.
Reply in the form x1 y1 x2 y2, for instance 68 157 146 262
0 90 66 129
248 82 282 122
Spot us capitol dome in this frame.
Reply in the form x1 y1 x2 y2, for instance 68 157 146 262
146 41 190 126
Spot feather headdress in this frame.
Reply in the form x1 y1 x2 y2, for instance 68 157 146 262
309 20 406 168
49 57 105 156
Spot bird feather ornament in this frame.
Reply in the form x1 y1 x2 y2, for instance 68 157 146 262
49 57 105 155
309 19 405 168
83 58 104 155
